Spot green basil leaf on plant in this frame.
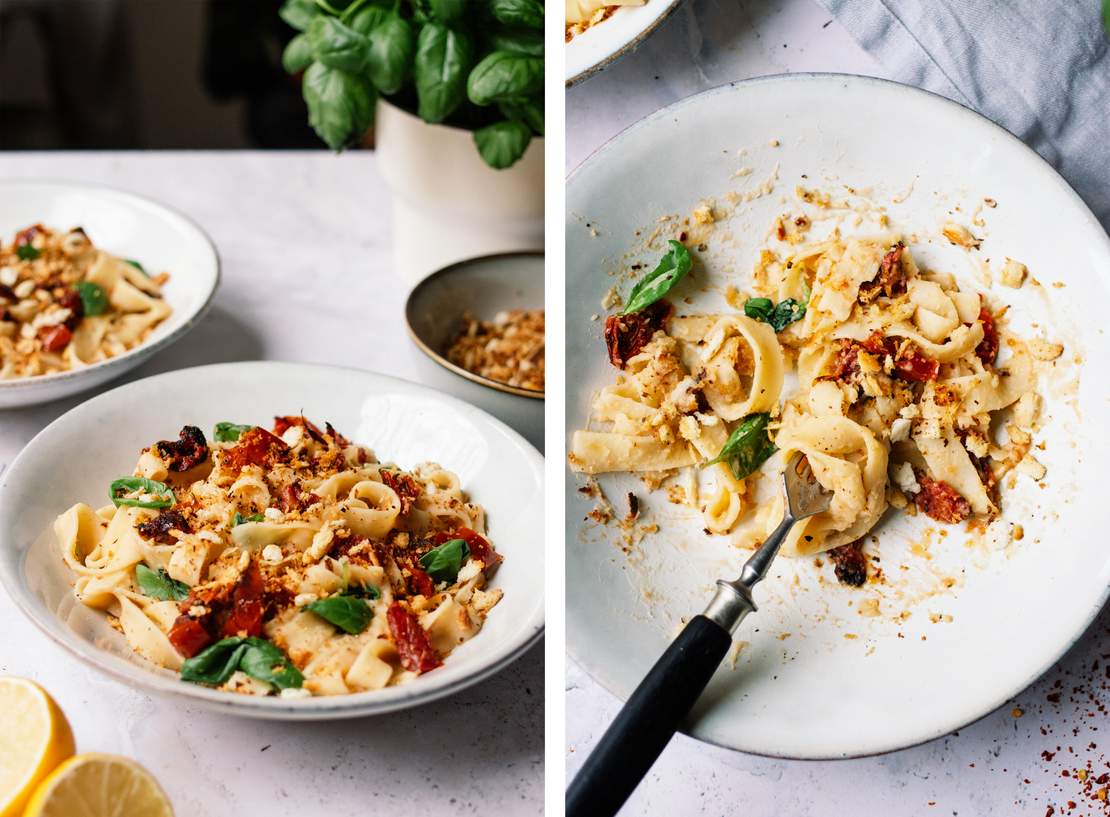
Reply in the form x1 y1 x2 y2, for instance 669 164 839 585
429 0 468 23
466 51 543 106
305 595 373 634
489 0 543 29
367 13 415 95
73 281 108 316
302 62 376 150
704 413 777 480
181 638 250 686
414 24 472 123
279 0 321 31
1104 0 1110 37
109 477 176 509
16 245 40 261
488 28 544 57
498 99 543 136
347 3 389 36
282 32 315 73
306 15 371 73
473 119 532 169
232 511 265 527
743 296 806 332
213 422 252 442
237 638 304 690
135 564 190 602
621 240 692 315
419 537 470 583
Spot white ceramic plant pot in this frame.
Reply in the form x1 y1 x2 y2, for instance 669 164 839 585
375 99 544 283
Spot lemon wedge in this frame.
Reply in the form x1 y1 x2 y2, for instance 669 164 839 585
23 753 174 817
0 677 74 817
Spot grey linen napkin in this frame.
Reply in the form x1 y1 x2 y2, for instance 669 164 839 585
816 0 1110 233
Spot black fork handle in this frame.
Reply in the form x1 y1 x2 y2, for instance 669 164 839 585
566 615 732 817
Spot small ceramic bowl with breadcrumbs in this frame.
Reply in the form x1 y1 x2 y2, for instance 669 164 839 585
405 252 543 452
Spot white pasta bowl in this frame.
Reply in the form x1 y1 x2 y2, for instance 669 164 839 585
0 361 544 718
566 0 685 85
0 179 219 408
566 74 1110 757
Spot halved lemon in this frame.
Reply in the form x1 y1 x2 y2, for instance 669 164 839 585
0 677 75 817
23 753 174 817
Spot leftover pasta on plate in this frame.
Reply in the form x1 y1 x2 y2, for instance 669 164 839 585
55 416 503 697
571 223 1055 584
566 0 646 40
0 225 171 379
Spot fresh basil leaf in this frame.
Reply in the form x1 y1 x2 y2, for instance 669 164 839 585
347 2 389 35
124 258 148 275
489 0 543 29
466 51 543 106
351 583 380 600
744 296 806 332
414 23 472 123
704 413 777 480
238 638 304 690
498 99 543 136
367 13 415 95
232 511 265 527
419 537 469 583
213 422 252 442
473 120 532 169
305 595 373 634
181 638 250 687
621 240 692 315
488 27 544 57
282 32 315 73
429 0 467 23
110 477 175 509
279 0 321 31
135 564 190 602
1104 0 1110 37
16 244 39 261
302 61 376 150
73 281 108 316
307 15 370 73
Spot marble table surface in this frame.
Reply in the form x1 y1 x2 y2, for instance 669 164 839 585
0 152 543 815
566 1 1110 815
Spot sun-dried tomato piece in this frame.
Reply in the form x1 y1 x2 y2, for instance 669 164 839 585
221 562 267 638
57 289 84 329
827 542 868 586
324 422 350 447
14 224 44 248
603 300 671 369
380 470 422 515
858 242 906 303
434 527 502 571
914 472 972 523
272 415 326 443
0 284 14 303
155 425 209 472
975 307 999 365
279 481 313 513
387 603 441 673
168 615 210 658
136 509 192 544
407 564 436 597
222 427 289 472
37 324 71 352
892 340 939 382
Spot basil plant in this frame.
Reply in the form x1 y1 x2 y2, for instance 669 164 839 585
280 0 543 169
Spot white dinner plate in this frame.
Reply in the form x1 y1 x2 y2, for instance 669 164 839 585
0 361 544 719
565 74 1110 758
566 0 684 86
0 179 219 408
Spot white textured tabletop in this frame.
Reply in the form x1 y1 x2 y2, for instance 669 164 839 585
0 152 543 815
566 2 1110 815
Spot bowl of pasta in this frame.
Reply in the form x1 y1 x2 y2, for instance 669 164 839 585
0 361 544 717
565 74 1110 757
566 0 685 85
0 180 219 408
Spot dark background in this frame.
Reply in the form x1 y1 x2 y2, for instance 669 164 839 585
0 0 319 149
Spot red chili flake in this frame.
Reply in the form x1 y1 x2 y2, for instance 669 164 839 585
221 562 267 638
37 324 71 352
975 307 999 365
380 470 422 516
272 415 325 443
222 427 290 472
387 603 441 674
603 300 672 369
434 527 502 571
168 615 210 658
155 425 209 472
827 542 868 586
136 509 192 544
914 472 972 523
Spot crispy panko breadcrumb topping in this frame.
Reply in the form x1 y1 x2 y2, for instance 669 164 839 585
446 309 545 391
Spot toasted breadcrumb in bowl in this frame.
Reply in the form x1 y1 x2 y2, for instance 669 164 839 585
405 252 544 452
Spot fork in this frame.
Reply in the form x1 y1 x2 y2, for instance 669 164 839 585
566 452 833 817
